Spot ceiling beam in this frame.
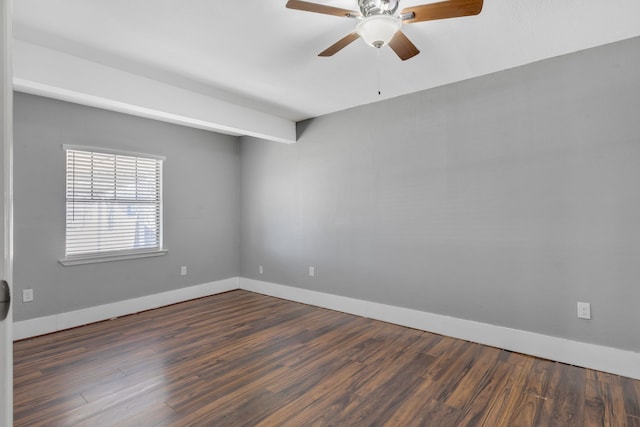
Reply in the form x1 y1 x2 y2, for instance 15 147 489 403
13 41 297 144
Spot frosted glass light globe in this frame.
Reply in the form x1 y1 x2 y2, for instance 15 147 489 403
356 15 402 48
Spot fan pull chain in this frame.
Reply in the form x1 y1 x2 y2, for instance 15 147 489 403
376 48 382 96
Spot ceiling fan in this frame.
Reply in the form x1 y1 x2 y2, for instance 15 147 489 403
286 0 483 61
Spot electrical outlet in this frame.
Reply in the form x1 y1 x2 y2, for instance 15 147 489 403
577 302 591 319
309 266 315 277
259 265 263 275
180 266 187 276
23 289 34 303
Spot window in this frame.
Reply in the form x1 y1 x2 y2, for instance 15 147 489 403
62 146 165 264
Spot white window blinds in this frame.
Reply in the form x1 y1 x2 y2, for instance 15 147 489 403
65 147 163 258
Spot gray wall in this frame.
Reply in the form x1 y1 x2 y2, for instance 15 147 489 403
14 93 240 321
240 37 640 352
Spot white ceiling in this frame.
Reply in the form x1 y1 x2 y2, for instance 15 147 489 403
12 0 640 122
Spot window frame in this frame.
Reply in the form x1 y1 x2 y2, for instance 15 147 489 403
59 145 167 266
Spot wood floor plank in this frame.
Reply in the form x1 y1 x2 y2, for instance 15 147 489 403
409 399 463 427
599 375 631 427
628 416 640 427
381 376 440 426
622 376 640 419
452 359 515 426
341 352 436 425
538 363 587 426
585 378 608 427
13 393 88 426
13 290 640 426
494 356 554 426
444 345 502 409
432 342 484 402
255 360 367 426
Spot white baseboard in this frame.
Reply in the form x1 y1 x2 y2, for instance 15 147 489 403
240 278 640 380
13 277 239 340
14 276 640 380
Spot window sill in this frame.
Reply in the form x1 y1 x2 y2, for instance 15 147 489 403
59 249 168 266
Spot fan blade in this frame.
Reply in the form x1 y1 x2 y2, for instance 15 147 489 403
401 0 483 24
286 0 359 18
318 32 360 57
388 31 420 61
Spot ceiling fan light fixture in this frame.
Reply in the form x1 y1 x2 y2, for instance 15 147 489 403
356 15 401 48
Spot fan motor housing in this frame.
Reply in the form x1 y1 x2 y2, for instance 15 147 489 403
358 0 399 17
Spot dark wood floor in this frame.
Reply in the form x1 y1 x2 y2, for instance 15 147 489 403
13 290 640 426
